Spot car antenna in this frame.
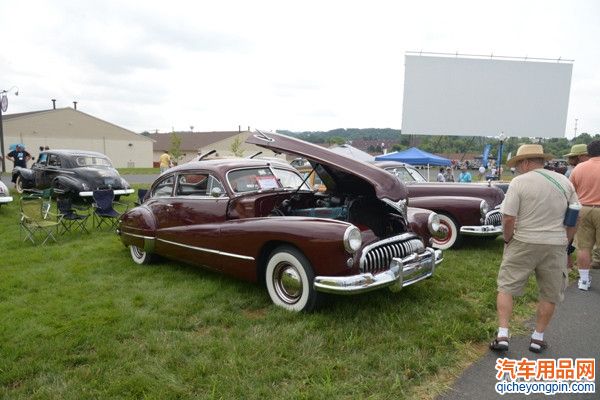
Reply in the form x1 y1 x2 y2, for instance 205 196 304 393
248 151 262 159
198 149 217 161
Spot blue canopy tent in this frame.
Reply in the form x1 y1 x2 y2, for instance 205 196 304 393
375 147 451 181
375 147 451 166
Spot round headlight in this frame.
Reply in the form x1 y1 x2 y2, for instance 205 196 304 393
480 200 490 217
427 212 441 234
343 225 362 253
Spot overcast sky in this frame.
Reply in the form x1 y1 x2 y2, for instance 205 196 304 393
1 0 598 137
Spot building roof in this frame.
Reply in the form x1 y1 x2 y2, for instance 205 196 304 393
148 131 246 151
3 107 153 142
2 109 55 120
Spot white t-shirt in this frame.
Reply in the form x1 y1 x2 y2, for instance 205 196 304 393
501 168 578 245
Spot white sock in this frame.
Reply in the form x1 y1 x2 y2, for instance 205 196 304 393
579 269 590 281
498 327 509 338
532 330 544 341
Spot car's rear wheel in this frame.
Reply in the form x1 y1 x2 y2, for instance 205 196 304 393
265 245 320 312
431 214 461 250
15 176 24 194
130 245 154 265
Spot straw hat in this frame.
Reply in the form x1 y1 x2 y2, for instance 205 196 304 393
506 144 553 168
563 143 588 157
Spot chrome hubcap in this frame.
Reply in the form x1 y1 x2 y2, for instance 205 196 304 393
131 246 144 259
273 262 302 304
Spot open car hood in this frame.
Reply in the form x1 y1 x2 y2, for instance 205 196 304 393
245 132 408 202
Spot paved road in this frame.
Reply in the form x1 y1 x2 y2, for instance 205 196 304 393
438 269 599 400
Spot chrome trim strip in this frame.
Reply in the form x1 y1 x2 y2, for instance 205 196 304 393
79 189 135 197
157 238 255 261
122 232 155 241
0 196 13 203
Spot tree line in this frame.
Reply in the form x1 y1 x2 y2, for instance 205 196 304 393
278 128 600 161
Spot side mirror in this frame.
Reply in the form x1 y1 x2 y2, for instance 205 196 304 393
210 187 223 197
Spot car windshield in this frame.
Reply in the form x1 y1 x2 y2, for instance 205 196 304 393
273 168 311 190
385 166 427 183
75 156 112 167
228 168 282 193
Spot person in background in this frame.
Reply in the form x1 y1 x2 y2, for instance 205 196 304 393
443 166 455 182
436 167 445 182
569 140 600 290
159 150 171 173
44 145 50 150
7 145 31 169
491 144 577 354
564 143 589 178
561 143 599 269
458 165 472 183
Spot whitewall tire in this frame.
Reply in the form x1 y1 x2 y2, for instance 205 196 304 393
265 245 320 312
431 214 460 250
130 245 154 265
15 176 24 194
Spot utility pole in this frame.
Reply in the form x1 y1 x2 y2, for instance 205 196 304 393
574 118 578 139
0 86 19 173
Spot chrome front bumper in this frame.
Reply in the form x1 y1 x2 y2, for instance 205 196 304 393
313 248 442 295
460 225 502 236
0 196 13 204
79 189 135 197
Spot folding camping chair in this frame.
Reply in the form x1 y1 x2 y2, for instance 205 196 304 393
92 189 128 229
23 187 55 218
136 188 148 206
20 196 62 245
57 196 90 234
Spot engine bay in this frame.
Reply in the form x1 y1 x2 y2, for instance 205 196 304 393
267 192 408 238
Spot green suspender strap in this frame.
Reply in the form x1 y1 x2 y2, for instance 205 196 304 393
535 170 568 202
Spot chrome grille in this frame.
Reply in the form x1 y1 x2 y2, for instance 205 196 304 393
484 209 502 226
360 235 425 274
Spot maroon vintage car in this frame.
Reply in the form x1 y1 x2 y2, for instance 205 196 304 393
118 132 443 312
373 161 505 249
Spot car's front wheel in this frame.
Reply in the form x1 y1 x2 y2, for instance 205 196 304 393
265 245 320 312
130 245 154 265
15 175 24 194
431 214 461 250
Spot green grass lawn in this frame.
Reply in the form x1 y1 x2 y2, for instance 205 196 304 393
0 189 539 400
116 167 160 175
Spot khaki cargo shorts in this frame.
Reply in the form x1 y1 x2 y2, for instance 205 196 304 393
497 239 568 304
575 206 600 250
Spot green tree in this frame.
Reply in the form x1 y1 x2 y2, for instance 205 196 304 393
230 135 245 157
169 132 184 165
328 136 347 146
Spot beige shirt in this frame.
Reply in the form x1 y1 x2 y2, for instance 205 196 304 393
501 168 578 245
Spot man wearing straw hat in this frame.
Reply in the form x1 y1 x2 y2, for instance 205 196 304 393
563 143 600 270
569 140 600 290
490 144 578 354
564 143 589 178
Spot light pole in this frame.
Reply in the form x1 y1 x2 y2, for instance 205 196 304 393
0 86 19 173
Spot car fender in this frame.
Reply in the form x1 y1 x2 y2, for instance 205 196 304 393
12 167 35 185
407 206 436 244
53 175 86 194
408 196 485 226
119 205 158 250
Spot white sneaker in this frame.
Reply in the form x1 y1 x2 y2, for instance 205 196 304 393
578 279 591 291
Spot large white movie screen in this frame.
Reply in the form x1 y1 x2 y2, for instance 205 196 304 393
401 55 573 138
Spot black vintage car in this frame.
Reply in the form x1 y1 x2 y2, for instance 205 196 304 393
12 150 134 198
